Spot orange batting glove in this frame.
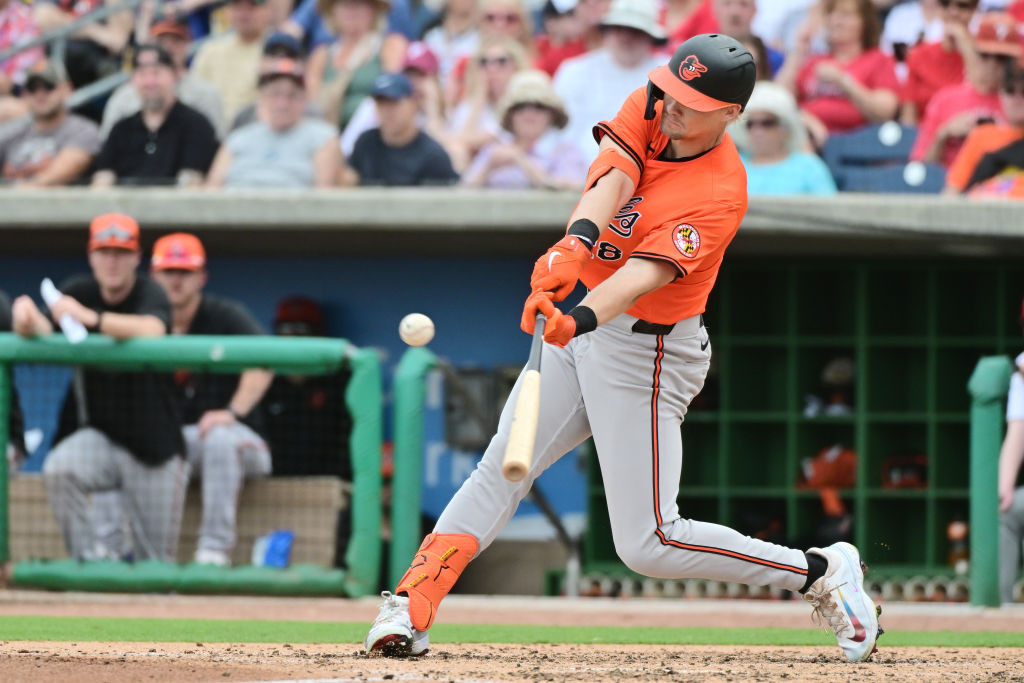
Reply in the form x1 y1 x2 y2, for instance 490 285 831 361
521 291 577 348
530 235 593 301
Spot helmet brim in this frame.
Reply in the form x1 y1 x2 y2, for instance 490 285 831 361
648 65 735 113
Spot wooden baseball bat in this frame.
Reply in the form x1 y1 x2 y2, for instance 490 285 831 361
502 315 546 482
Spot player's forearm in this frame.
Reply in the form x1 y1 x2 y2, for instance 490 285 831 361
229 369 274 417
577 257 676 325
568 168 635 238
999 420 1024 493
99 312 166 339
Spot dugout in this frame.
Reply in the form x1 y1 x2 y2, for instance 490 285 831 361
1 189 1022 596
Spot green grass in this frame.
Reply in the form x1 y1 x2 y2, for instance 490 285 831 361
0 616 1022 648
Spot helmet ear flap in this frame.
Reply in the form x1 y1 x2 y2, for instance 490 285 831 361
644 81 664 120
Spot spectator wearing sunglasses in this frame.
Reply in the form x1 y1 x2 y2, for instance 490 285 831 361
900 0 979 126
461 69 586 189
730 81 837 196
0 60 100 186
911 13 1021 168
945 57 1024 196
447 36 528 166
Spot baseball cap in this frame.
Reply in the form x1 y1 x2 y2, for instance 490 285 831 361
975 13 1023 58
132 43 176 69
371 72 413 99
258 57 305 86
264 31 304 58
151 18 191 41
89 213 140 252
648 33 756 112
151 233 206 271
274 296 325 336
599 0 667 44
25 60 68 89
403 41 439 76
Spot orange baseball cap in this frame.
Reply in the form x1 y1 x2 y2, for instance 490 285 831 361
89 213 140 252
151 232 207 270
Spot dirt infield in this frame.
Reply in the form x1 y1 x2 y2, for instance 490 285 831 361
3 641 1024 682
1 592 1023 681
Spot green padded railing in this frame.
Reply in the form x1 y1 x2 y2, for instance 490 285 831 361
389 347 438 589
0 333 383 597
967 355 1013 607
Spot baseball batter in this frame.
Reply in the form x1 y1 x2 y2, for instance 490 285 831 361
366 34 882 663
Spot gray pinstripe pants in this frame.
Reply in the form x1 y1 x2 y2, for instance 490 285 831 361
43 427 189 562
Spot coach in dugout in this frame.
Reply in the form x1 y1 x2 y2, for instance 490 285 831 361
151 233 273 566
11 213 189 562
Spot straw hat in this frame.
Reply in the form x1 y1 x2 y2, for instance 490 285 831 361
498 70 569 132
729 81 807 154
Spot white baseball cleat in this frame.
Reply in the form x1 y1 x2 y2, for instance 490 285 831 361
364 591 430 657
803 542 883 663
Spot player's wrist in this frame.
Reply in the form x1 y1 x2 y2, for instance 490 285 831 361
226 405 245 420
568 306 597 337
87 310 103 332
566 218 600 251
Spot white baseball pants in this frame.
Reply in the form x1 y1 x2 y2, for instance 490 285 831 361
436 312 810 593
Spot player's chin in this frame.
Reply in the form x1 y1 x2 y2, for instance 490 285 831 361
659 118 685 138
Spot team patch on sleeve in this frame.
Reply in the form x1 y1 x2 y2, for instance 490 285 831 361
672 224 701 259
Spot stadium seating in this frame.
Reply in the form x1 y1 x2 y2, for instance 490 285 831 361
823 123 922 191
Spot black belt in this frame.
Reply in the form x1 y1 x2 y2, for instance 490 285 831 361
631 315 704 336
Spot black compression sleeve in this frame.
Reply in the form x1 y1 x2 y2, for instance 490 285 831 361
568 306 597 337
567 218 600 249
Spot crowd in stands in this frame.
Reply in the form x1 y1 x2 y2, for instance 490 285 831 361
4 0 1024 195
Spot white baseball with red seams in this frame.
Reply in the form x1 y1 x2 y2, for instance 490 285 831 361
399 313 434 346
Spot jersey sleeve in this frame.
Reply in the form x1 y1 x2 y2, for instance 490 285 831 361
593 88 658 174
630 205 741 279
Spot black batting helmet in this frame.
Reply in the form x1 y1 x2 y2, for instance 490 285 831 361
644 33 756 119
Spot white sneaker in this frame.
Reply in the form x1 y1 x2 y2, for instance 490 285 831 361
364 591 430 657
803 542 883 662
194 548 231 567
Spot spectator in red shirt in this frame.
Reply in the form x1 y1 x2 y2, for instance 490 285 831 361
778 0 900 147
535 0 585 76
900 0 979 126
910 13 1021 167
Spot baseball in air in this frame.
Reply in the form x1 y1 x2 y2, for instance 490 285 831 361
399 313 435 346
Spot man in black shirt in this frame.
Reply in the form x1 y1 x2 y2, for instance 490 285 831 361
11 213 189 562
91 44 217 188
0 290 26 471
150 233 273 566
348 73 459 187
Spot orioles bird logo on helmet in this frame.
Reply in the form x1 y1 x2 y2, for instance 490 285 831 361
678 55 708 81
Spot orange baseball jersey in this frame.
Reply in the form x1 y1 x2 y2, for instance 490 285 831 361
580 87 748 325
